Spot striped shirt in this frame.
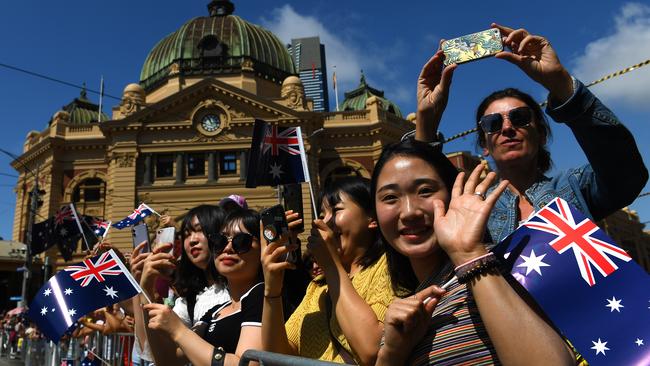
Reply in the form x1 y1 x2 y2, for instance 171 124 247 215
409 276 500 365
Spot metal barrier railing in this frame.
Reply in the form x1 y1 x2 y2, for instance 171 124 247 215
2 331 136 366
7 332 355 366
239 349 352 366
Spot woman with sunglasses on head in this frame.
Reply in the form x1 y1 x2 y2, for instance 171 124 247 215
138 204 230 364
144 209 265 366
372 139 576 365
261 177 396 365
415 24 647 244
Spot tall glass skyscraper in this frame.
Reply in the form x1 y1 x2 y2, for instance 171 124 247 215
288 37 330 112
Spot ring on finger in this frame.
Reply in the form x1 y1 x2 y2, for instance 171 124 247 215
474 191 486 200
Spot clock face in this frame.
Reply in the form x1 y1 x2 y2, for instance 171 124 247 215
201 114 221 132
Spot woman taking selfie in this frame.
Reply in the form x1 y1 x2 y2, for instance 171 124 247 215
144 209 265 366
372 139 575 365
415 23 647 243
261 177 395 365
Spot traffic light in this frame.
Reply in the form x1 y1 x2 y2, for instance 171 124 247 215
30 188 46 208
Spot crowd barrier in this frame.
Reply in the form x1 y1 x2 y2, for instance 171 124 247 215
2 330 353 366
1 330 135 366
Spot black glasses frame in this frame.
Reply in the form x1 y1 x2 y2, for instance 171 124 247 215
208 232 255 255
478 106 533 134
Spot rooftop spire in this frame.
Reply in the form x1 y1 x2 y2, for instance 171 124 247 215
208 0 235 17
80 83 88 100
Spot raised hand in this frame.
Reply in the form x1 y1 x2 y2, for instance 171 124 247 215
416 44 457 142
140 243 176 298
260 211 299 297
378 285 446 365
306 219 341 272
432 164 508 266
492 23 573 102
130 241 151 282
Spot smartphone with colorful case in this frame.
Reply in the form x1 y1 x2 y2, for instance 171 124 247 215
442 28 503 66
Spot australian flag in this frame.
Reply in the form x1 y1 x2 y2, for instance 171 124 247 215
245 119 310 188
31 205 84 261
27 249 141 342
492 197 650 365
112 203 156 230
85 216 111 238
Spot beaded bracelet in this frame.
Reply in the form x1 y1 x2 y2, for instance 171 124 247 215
455 252 499 284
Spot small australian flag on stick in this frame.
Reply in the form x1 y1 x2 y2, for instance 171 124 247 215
245 119 310 188
27 249 142 342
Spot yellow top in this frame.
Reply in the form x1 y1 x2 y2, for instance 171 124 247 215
285 253 395 363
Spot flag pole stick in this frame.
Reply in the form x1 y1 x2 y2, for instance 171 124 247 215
333 66 339 111
142 203 162 217
87 349 111 366
69 204 91 251
307 181 318 219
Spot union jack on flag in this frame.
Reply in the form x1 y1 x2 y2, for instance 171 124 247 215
63 251 123 287
89 218 111 237
522 197 632 286
492 197 649 366
263 125 301 156
27 249 142 342
54 206 75 226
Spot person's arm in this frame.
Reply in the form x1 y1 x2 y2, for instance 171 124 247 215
492 23 648 218
260 213 301 356
140 243 182 365
547 79 648 218
308 220 383 366
432 164 573 366
415 47 457 143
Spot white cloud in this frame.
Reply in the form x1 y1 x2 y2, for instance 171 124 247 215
572 3 650 109
261 5 409 111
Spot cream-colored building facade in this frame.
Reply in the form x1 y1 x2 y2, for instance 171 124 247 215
11 1 413 267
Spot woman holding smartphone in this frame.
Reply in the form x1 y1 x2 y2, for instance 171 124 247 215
261 177 396 365
372 139 575 365
144 209 265 366
138 204 230 364
415 23 647 243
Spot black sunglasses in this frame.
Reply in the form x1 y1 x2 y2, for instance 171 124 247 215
208 232 255 255
478 106 533 134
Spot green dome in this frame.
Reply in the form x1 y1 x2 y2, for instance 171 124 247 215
340 72 402 118
49 87 110 125
140 1 296 91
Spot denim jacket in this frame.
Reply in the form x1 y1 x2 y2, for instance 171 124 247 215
486 78 648 244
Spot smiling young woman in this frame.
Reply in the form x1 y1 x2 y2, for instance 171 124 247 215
371 139 576 366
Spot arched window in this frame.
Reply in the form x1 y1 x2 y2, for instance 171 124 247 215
72 178 106 217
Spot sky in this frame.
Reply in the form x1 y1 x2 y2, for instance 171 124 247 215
0 0 649 240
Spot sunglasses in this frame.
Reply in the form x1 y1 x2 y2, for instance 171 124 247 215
208 232 255 255
478 106 533 134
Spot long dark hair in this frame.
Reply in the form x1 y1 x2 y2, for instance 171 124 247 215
475 88 553 173
174 205 225 301
370 139 458 293
319 176 383 268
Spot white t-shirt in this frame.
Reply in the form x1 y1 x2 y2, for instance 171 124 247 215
173 284 230 326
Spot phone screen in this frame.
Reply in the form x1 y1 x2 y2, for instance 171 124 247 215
132 223 150 253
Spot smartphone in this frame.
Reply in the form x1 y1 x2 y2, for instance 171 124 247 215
261 205 289 243
132 223 150 253
442 28 503 66
261 204 297 263
154 227 176 255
